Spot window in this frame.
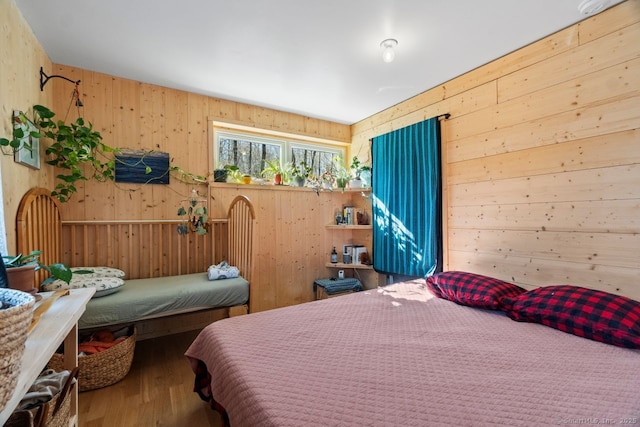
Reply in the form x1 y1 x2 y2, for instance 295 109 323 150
216 132 282 177
290 142 340 177
214 130 344 177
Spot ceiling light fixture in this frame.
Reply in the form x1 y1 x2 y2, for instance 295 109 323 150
577 0 611 15
380 38 398 63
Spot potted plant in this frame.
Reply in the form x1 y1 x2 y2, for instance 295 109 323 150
320 169 335 190
332 157 350 192
349 156 372 189
223 164 244 183
213 165 228 182
290 161 311 187
2 251 73 294
261 159 285 185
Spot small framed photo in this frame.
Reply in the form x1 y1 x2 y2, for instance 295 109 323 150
13 110 41 170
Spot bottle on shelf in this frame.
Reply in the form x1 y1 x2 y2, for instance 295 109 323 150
330 247 338 263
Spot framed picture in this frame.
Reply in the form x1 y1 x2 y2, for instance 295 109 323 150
115 149 170 184
13 110 41 169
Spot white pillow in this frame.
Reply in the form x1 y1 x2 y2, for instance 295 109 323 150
71 266 126 278
41 276 125 298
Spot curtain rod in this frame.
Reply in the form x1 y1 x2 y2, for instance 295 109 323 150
367 113 451 142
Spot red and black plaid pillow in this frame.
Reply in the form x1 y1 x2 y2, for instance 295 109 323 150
426 271 526 310
502 285 640 349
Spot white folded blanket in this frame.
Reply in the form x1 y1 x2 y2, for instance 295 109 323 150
207 261 239 280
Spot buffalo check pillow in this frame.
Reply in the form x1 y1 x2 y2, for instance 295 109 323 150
427 271 526 310
502 285 640 349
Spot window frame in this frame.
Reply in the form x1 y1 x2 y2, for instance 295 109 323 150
213 129 345 177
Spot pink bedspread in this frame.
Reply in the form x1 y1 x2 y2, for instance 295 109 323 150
186 280 640 426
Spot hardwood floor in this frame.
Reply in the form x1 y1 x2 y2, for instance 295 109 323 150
78 330 223 427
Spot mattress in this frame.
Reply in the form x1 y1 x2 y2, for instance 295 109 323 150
79 273 249 329
186 280 640 426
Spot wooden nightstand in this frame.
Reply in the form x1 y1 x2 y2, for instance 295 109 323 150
314 278 363 300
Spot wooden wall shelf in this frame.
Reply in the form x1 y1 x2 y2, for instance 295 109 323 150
325 224 372 230
325 262 373 270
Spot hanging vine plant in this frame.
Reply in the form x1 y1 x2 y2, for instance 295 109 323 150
33 105 116 202
8 105 208 202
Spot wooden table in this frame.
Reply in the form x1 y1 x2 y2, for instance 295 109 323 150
0 288 95 426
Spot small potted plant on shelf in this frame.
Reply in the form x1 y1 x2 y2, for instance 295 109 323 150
349 156 372 189
261 159 285 185
332 157 350 192
2 251 73 294
320 169 335 190
213 164 228 182
290 161 312 187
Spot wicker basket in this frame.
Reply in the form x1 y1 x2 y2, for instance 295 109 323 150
0 289 36 413
5 368 75 427
39 376 72 427
48 325 136 392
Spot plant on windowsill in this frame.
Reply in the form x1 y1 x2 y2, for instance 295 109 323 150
261 159 285 185
290 161 312 187
2 250 74 294
332 156 350 192
320 169 335 190
349 156 371 189
223 165 244 183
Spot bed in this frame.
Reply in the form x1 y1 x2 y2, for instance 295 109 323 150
16 188 254 336
185 276 640 426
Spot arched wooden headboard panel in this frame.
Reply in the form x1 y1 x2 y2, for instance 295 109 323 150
16 188 256 292
16 187 62 287
227 195 255 285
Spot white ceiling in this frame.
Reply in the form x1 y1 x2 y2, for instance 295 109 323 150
15 0 623 125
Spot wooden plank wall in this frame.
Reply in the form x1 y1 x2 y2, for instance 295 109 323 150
47 63 352 312
0 0 54 253
49 65 350 224
60 220 227 279
208 185 377 312
60 186 375 313
351 1 640 300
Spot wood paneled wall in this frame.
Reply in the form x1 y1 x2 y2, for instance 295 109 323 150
49 65 350 223
208 185 377 312
0 0 54 253
352 1 640 300
60 220 227 279
47 63 352 312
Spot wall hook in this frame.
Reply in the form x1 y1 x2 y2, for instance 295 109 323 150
39 67 81 91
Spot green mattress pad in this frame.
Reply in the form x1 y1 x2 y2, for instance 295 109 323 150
79 273 249 329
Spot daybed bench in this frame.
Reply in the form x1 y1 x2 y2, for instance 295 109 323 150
78 273 249 330
16 188 255 339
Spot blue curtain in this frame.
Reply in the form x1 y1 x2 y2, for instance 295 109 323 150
371 117 442 278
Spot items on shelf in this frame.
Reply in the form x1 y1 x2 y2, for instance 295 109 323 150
330 247 338 263
340 244 369 265
335 206 369 225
